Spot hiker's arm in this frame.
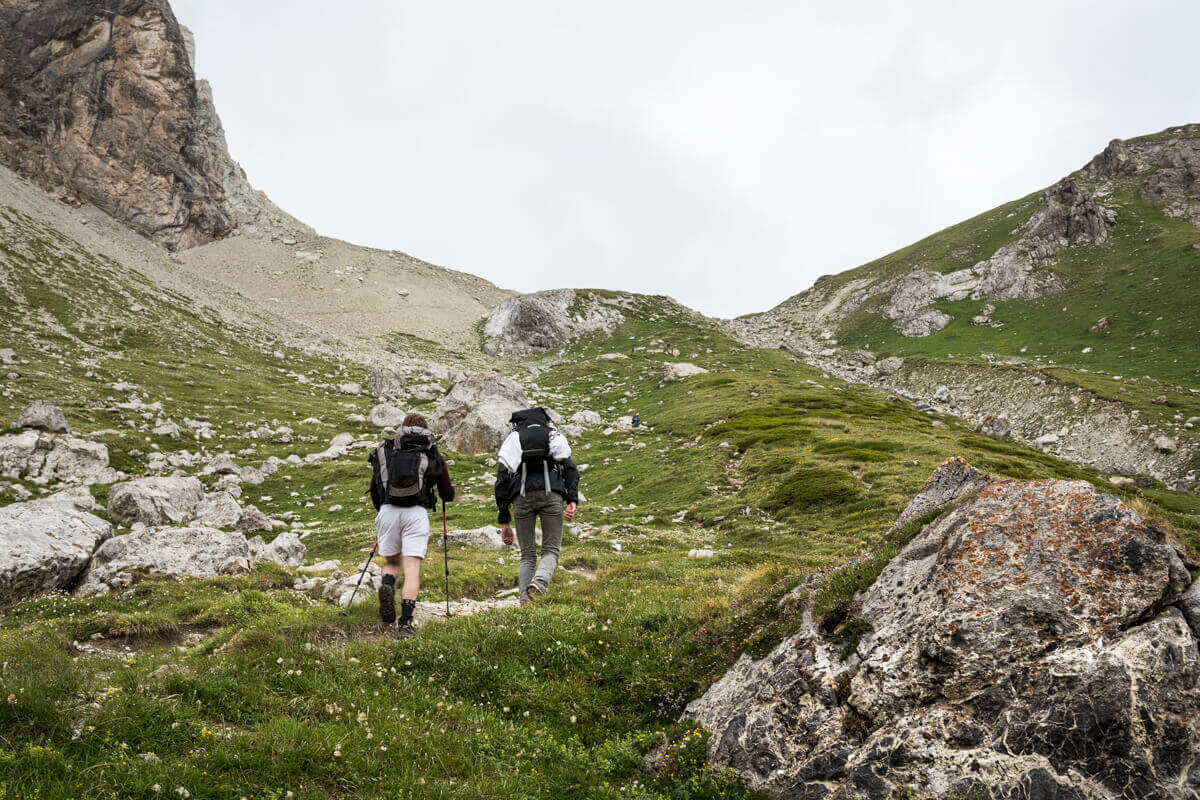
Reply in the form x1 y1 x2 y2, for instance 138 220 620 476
497 431 522 472
561 457 580 505
437 457 456 502
549 429 572 460
494 466 517 525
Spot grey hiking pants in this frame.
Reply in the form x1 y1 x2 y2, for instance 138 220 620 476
513 492 563 593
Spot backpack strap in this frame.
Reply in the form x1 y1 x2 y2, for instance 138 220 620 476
376 443 390 487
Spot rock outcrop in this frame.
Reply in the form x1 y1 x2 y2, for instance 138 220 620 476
366 366 407 401
106 476 205 527
483 289 625 354
445 526 508 549
247 531 305 568
17 400 69 433
664 362 709 381
0 488 112 604
870 177 1112 337
0 0 269 249
431 372 528 454
0 429 120 485
1088 126 1200 229
76 526 253 595
685 459 1199 799
192 490 242 528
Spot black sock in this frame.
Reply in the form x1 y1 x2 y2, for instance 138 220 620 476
399 598 416 625
382 574 396 587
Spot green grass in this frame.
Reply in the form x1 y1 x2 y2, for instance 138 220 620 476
828 177 1200 393
3 212 1200 800
763 467 862 515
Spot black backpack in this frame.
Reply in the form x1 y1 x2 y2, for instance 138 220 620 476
510 408 556 496
369 429 442 509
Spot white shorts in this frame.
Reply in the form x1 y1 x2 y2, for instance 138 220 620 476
375 504 431 559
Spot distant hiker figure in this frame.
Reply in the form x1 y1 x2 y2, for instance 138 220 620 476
632 413 640 429
368 413 455 638
495 408 580 604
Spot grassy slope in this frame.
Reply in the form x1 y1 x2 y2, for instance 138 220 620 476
772 132 1200 427
3 211 1200 800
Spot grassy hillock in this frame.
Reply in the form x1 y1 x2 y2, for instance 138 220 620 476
769 128 1200 423
4 225 1200 800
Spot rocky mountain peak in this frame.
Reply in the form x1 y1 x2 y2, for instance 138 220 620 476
0 0 265 249
1086 128 1200 228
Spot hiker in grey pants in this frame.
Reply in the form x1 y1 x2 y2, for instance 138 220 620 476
495 408 580 603
512 492 565 595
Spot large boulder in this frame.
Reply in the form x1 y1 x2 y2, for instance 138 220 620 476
202 453 240 476
482 289 624 354
304 432 357 463
369 403 406 428
0 490 113 604
664 362 709 382
445 526 509 549
685 460 1197 799
874 356 905 376
265 533 306 568
106 476 205 526
236 505 273 533
438 403 515 455
18 401 69 433
366 366 407 400
570 410 604 428
76 528 253 596
0 430 120 486
192 491 242 529
248 531 306 567
431 372 528 455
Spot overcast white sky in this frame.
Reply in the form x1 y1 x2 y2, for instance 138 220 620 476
173 1 1200 318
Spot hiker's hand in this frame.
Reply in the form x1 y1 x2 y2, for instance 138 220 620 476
501 525 514 546
564 503 577 522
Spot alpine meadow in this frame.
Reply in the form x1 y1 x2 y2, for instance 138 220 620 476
2 2 1200 799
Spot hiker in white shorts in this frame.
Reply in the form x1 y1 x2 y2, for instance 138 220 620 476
367 412 455 638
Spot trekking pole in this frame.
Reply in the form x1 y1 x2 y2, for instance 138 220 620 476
342 541 378 615
442 499 451 618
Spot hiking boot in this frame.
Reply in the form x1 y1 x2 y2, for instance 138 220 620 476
527 583 546 599
518 592 530 606
395 622 416 639
378 582 396 625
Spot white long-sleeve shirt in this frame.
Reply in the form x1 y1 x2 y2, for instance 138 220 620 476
498 427 572 472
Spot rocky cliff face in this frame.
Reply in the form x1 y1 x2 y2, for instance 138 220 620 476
1087 126 1200 227
685 458 1200 799
0 0 263 249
